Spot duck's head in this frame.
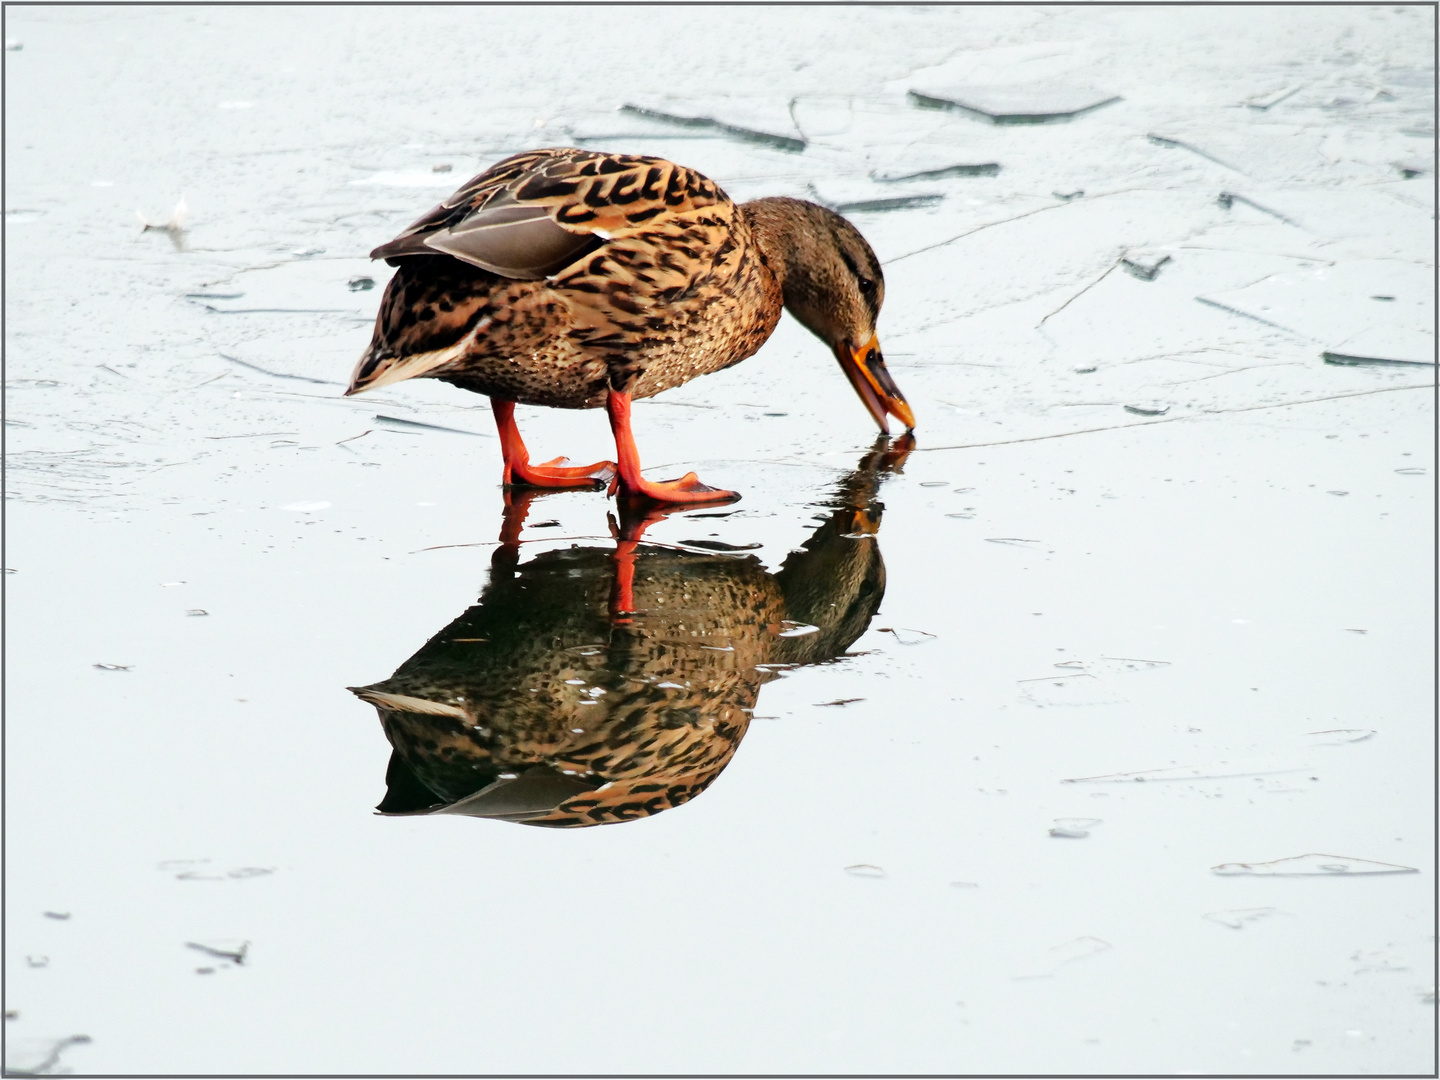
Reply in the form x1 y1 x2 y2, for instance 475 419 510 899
742 197 914 433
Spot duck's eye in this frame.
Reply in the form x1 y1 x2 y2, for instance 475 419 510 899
858 276 875 292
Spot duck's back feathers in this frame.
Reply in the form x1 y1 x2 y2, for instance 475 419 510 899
369 148 728 279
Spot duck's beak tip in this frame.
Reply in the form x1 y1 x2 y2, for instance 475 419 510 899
838 334 914 436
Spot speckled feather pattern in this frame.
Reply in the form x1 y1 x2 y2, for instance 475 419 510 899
361 148 784 408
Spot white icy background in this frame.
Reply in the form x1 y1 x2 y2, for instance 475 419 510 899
4 6 1434 1074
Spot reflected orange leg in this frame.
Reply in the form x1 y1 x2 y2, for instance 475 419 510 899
604 389 740 506
606 502 684 623
491 398 615 489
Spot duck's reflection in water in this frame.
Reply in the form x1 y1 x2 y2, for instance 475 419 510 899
351 436 912 826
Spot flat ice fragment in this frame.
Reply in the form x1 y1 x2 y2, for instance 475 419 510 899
1014 936 1111 979
26 955 49 967
872 162 1000 182
348 276 375 291
845 864 886 878
816 697 864 707
776 621 820 637
374 415 490 437
1049 817 1101 838
1123 403 1170 416
1211 853 1418 876
620 100 805 152
1064 759 1308 783
185 609 209 617
186 939 250 963
1148 135 1244 173
1204 907 1278 929
909 84 1120 124
985 537 1040 545
1200 261 1434 352
1302 728 1375 745
1323 327 1435 367
1244 85 1304 110
4 1035 92 1076
4 39 21 50
93 663 133 671
1053 189 1085 201
43 911 71 920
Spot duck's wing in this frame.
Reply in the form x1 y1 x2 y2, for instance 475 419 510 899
369 147 729 280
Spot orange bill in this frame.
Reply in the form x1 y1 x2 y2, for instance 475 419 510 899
833 334 915 434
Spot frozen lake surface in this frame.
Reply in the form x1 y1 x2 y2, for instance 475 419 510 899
5 5 1434 1074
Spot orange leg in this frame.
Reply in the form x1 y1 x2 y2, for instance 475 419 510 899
491 398 616 489
604 389 739 506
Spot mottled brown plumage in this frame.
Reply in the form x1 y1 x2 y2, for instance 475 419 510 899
350 437 910 827
346 148 913 503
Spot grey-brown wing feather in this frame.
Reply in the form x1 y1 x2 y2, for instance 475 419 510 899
370 162 604 279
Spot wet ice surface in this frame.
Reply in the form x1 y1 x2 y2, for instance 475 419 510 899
4 5 1434 1075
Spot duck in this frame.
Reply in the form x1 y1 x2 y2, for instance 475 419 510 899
345 147 914 504
349 435 911 826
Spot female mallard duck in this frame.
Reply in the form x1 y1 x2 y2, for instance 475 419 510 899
345 148 914 504
349 436 910 826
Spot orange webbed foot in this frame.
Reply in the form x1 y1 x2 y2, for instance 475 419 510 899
506 456 617 490
610 471 740 506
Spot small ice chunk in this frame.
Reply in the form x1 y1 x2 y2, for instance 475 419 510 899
619 99 805 152
1211 853 1418 876
25 955 49 968
137 196 188 233
185 939 250 963
93 663 133 671
1049 817 1102 838
5 39 22 50
186 609 209 617
1204 907 1278 929
910 85 1120 124
42 911 71 920
1120 251 1171 282
1244 85 1303 111
872 162 1000 182
1123 403 1170 416
845 864 886 878
347 276 375 292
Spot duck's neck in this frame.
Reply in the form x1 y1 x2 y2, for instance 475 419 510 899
739 197 811 290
